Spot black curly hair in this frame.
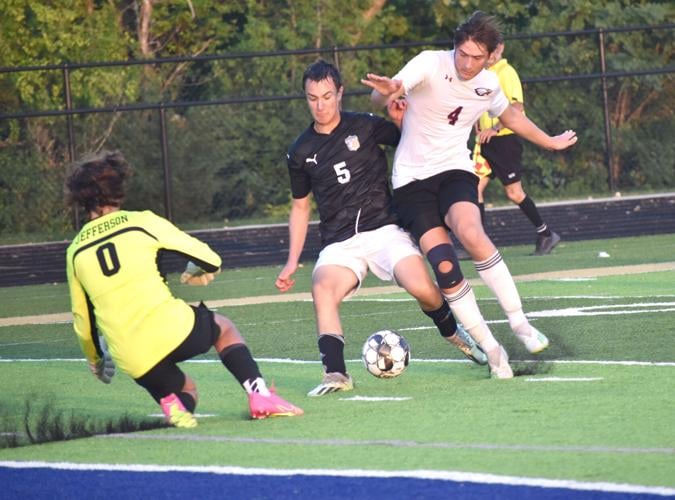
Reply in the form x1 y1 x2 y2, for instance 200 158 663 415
65 150 131 213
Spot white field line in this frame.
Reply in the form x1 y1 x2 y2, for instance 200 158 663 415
7 299 671 334
1 262 674 328
525 377 604 382
1 461 673 497
96 434 674 457
147 413 218 418
2 357 674 367
3 300 673 349
339 396 413 401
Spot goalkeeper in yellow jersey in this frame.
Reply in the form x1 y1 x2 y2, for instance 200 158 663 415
65 150 302 427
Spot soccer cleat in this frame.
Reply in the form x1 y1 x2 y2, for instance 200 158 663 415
487 345 514 379
307 372 354 397
248 389 304 420
516 325 550 354
160 393 197 428
447 324 488 365
532 231 561 256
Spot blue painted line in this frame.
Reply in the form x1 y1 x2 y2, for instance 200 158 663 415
1 467 670 499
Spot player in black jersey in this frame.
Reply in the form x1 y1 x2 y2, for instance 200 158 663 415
275 60 487 397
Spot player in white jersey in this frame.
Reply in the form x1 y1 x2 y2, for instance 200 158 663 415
362 11 577 378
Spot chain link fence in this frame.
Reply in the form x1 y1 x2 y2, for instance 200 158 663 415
0 25 673 242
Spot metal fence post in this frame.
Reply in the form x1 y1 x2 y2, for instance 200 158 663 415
62 63 80 229
598 29 616 193
158 104 173 221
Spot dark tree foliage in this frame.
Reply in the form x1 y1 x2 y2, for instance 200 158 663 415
0 1 672 237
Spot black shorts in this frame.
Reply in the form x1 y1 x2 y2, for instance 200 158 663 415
134 302 220 402
480 134 523 186
393 170 478 241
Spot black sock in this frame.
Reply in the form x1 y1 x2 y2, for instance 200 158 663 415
177 392 196 413
219 343 262 386
318 334 347 374
518 196 549 234
423 301 458 338
478 202 486 227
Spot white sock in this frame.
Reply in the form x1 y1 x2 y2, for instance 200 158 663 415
444 281 498 352
243 377 270 397
475 251 529 332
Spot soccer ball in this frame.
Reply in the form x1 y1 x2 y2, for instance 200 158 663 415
361 330 410 378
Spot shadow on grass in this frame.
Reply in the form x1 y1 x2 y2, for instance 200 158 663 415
0 397 167 449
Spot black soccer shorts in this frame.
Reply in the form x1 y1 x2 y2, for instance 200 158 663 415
393 169 478 241
480 134 524 186
134 302 220 401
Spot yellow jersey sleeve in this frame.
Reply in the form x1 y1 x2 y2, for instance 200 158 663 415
66 210 221 378
478 59 524 136
66 250 99 365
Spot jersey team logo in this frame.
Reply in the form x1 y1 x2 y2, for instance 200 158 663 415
474 88 493 96
345 135 360 152
305 154 318 166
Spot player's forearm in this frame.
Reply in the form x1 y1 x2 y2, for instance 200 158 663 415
75 325 98 364
286 202 311 265
500 110 556 149
179 239 221 272
69 283 97 363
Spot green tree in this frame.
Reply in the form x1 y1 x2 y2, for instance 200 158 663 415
0 0 672 238
0 1 138 235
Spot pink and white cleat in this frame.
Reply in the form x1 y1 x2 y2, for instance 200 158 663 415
248 389 304 420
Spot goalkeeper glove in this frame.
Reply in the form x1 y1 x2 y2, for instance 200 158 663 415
89 335 115 384
180 261 219 286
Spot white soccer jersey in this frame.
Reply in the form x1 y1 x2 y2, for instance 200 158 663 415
392 50 509 188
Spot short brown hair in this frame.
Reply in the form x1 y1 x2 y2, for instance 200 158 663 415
453 11 503 54
302 59 342 92
65 150 131 212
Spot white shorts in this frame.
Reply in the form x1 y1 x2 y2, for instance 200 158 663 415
313 224 422 293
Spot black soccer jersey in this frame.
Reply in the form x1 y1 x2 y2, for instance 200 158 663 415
287 111 400 247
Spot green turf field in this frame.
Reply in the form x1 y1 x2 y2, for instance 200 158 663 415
1 234 673 488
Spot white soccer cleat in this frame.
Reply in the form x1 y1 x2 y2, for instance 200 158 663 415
307 372 354 397
516 326 550 354
447 324 488 365
487 345 514 379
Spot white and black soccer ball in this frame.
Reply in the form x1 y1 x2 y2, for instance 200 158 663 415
361 330 410 378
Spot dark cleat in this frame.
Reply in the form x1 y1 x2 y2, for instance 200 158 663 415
532 231 561 256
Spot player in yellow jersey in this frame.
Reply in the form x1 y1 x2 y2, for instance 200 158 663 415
65 150 302 427
475 41 561 256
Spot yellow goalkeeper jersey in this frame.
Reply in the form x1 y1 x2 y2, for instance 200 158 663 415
66 210 221 378
478 58 524 136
